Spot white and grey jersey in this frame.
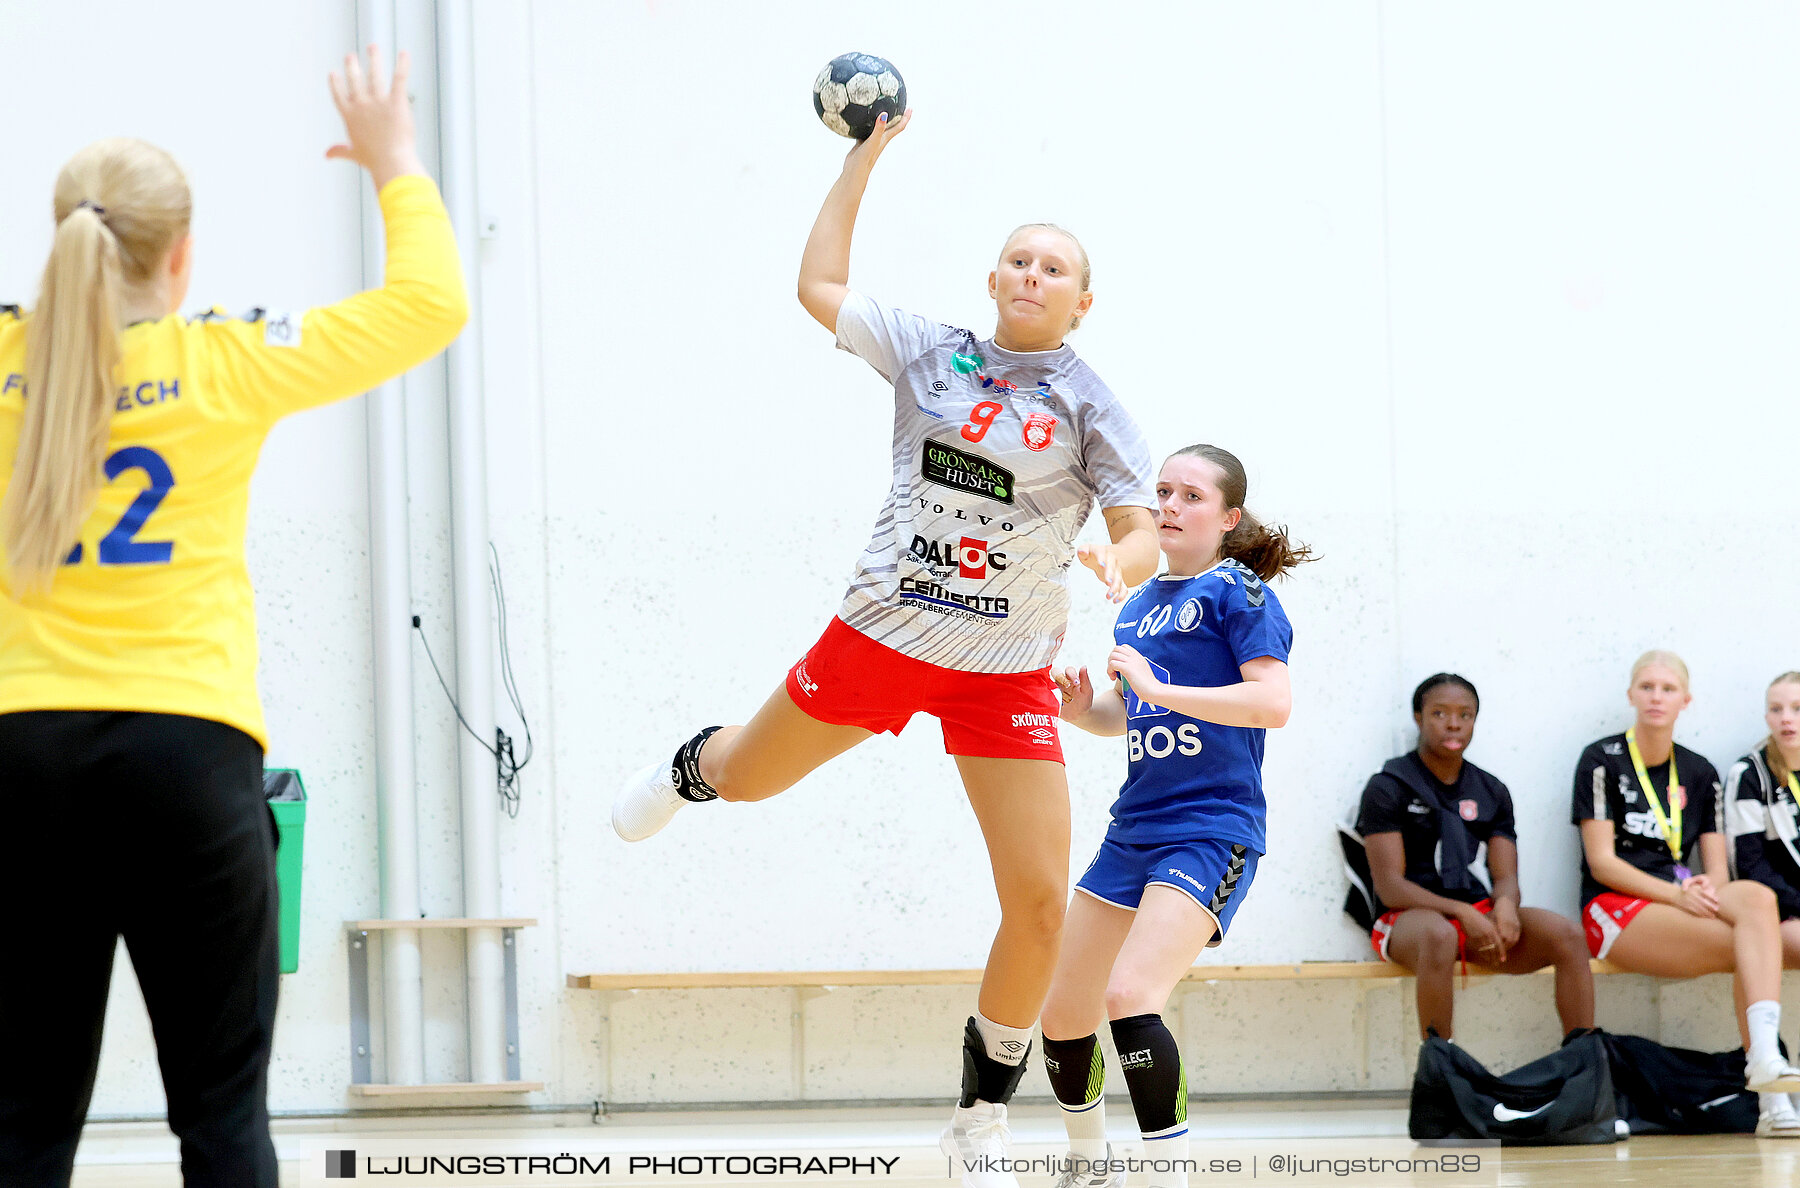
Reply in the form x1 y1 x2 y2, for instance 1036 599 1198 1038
833 292 1156 674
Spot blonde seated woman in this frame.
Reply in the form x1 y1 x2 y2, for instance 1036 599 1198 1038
1574 650 1800 1138
1726 672 1800 965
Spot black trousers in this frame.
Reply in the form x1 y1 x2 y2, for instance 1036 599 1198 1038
0 711 279 1188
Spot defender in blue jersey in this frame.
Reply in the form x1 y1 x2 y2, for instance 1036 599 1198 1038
1036 445 1311 1188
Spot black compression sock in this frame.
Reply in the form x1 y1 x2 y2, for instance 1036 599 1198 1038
1110 1013 1186 1134
671 726 723 803
959 1016 1030 1107
1042 1033 1104 1107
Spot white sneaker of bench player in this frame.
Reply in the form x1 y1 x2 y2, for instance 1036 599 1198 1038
1747 1054 1800 1094
612 760 685 841
1758 1092 1800 1137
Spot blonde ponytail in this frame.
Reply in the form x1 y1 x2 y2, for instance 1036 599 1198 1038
7 210 123 589
3 139 190 593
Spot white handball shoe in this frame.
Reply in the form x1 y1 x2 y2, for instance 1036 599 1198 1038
1758 1093 1800 1138
1748 1054 1800 1094
612 759 686 842
939 1101 1018 1188
1051 1145 1125 1188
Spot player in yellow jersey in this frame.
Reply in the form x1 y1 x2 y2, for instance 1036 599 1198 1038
0 48 465 1187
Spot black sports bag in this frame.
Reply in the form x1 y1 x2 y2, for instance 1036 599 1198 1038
1597 1029 1761 1135
1409 1032 1619 1145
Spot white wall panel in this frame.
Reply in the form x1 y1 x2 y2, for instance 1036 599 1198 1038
532 0 1394 975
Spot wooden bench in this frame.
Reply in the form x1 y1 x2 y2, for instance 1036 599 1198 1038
567 960 1628 1101
567 959 1624 990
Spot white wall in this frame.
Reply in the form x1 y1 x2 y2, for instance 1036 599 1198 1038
1380 1 1800 918
538 0 1400 976
4 0 1798 1114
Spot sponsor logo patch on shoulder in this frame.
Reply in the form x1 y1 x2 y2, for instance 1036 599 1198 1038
921 439 1015 504
261 310 302 348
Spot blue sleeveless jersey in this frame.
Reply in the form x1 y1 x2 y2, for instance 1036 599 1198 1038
1107 558 1292 851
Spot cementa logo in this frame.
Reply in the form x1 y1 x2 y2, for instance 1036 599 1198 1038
922 440 1014 504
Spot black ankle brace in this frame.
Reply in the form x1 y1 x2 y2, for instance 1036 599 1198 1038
959 1015 1030 1108
671 726 723 803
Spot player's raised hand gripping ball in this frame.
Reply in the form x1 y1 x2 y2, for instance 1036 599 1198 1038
813 52 906 139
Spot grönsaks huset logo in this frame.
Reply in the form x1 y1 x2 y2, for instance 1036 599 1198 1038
325 1149 356 1178
921 440 1014 504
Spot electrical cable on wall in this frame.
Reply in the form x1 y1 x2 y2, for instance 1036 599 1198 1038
412 543 535 818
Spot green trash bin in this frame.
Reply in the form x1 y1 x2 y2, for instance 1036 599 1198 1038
263 769 307 974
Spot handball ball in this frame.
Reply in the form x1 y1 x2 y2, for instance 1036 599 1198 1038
812 52 906 140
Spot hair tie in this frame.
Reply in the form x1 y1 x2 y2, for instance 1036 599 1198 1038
75 200 106 217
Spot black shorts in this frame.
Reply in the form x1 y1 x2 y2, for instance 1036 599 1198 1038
0 710 279 1187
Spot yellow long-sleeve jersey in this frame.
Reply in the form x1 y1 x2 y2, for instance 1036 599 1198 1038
0 174 468 749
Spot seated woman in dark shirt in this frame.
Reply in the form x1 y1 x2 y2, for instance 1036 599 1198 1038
1727 671 1800 966
1356 673 1592 1041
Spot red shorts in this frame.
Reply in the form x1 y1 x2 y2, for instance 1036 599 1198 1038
1582 893 1653 959
1371 898 1493 962
784 617 1064 763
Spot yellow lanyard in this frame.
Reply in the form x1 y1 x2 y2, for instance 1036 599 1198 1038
1626 729 1682 862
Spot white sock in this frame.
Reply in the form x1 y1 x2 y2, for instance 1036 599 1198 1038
1748 1000 1782 1066
1058 1095 1108 1162
1763 1091 1793 1114
1142 1129 1189 1188
973 1012 1034 1068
